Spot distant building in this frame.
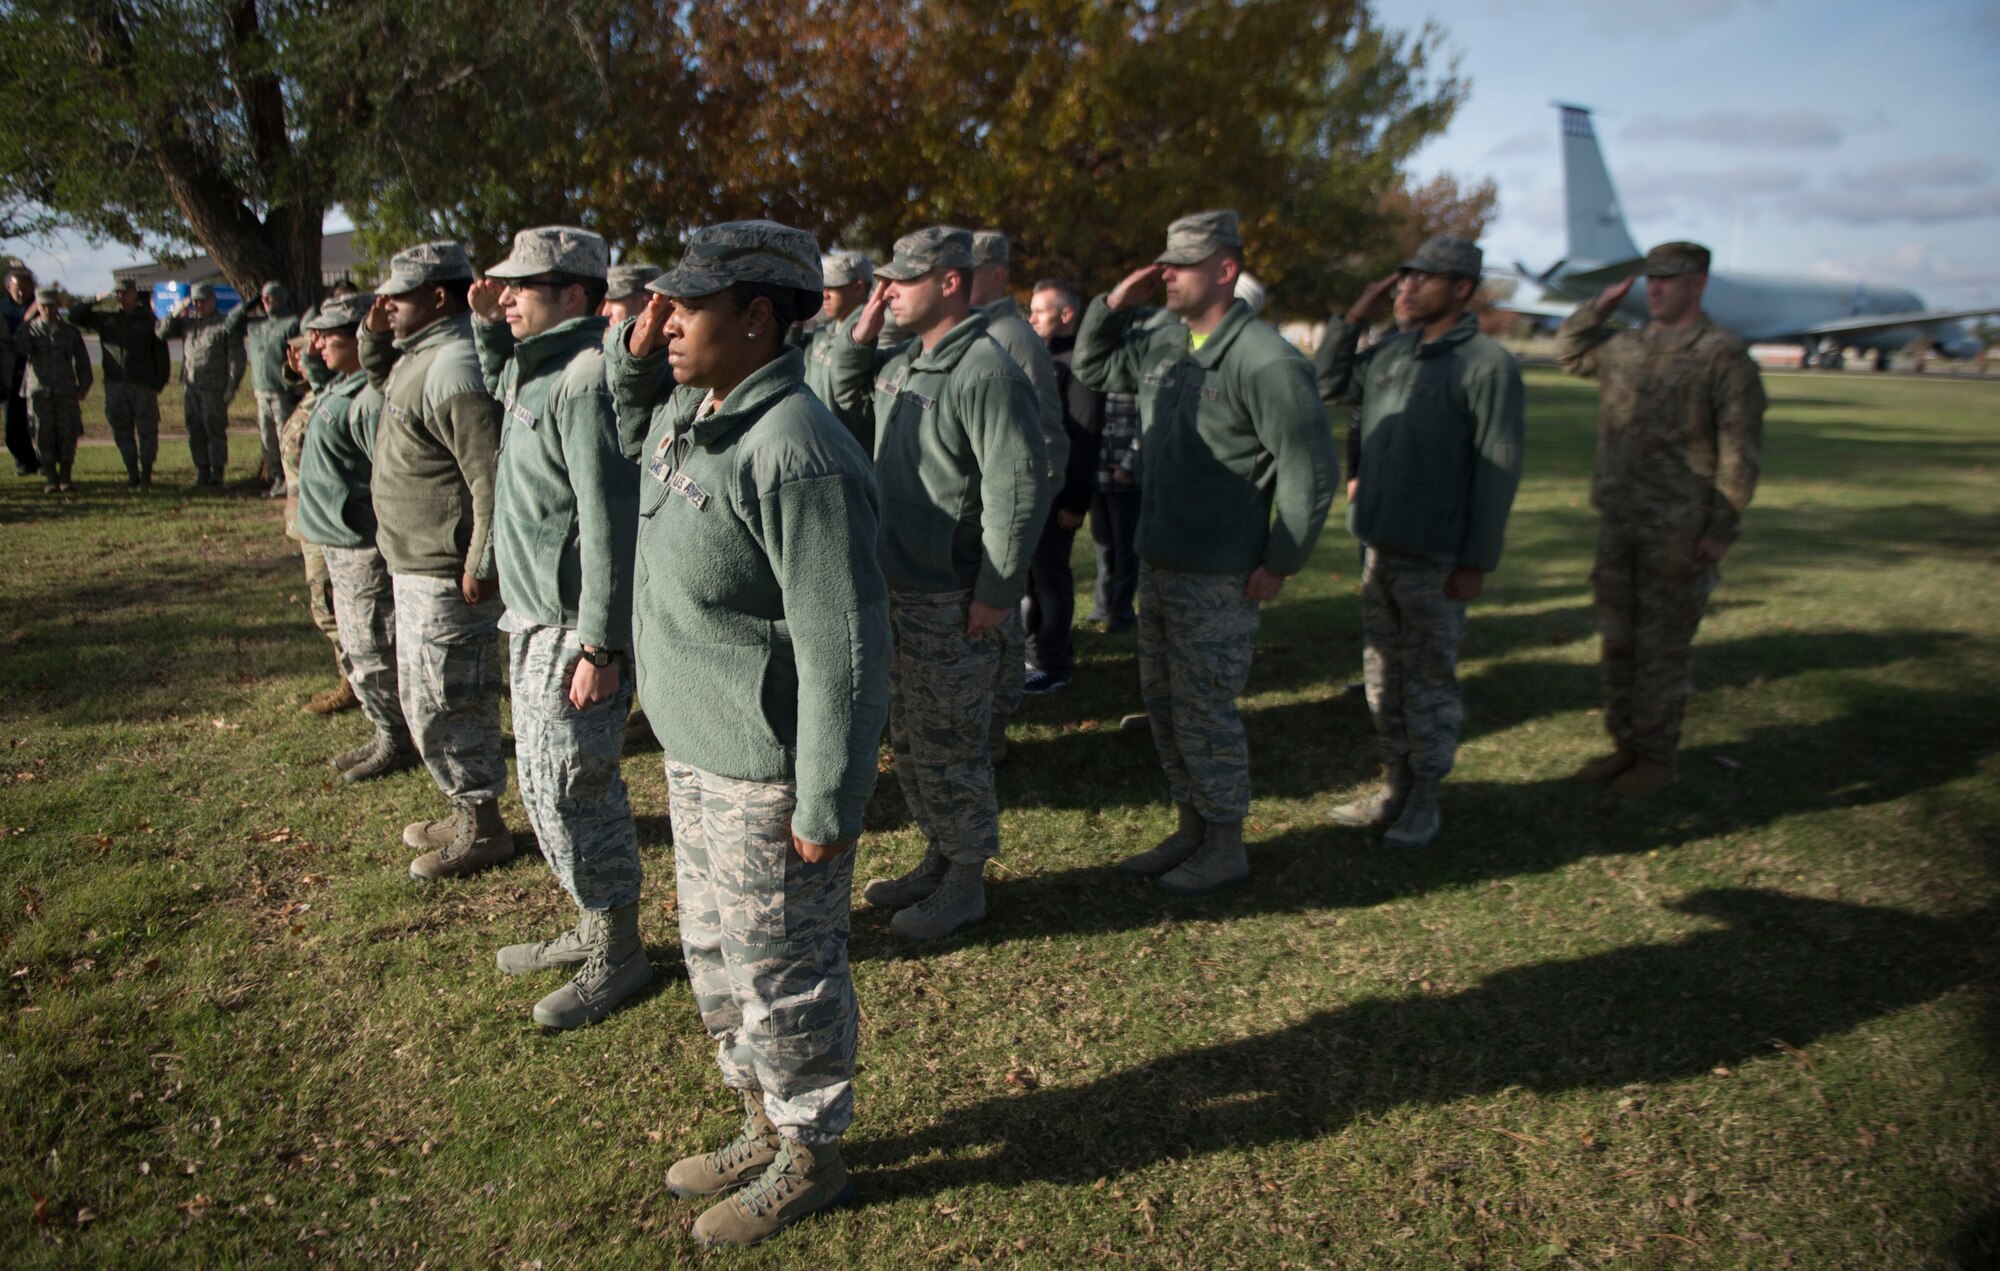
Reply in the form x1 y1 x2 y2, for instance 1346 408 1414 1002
111 229 368 291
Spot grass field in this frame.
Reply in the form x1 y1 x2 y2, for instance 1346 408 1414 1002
3 369 1997 1268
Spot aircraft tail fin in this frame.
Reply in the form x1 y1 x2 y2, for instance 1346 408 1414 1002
1558 104 1642 270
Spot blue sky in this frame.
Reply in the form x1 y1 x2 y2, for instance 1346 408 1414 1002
8 0 2000 309
1374 0 2000 306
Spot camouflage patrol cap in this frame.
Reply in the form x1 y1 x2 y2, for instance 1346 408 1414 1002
261 280 287 300
876 226 975 282
1642 241 1711 277
1155 210 1242 266
303 292 374 331
1402 236 1483 279
971 230 1009 267
821 250 873 288
647 220 822 298
189 282 217 300
485 226 608 282
604 262 662 299
375 241 475 297
34 285 60 305
113 276 139 293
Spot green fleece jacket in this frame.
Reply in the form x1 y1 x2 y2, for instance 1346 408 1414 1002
607 343 891 845
240 309 301 395
979 297 1069 483
1075 297 1336 576
359 312 502 581
829 312 1051 607
69 301 171 389
473 315 637 650
800 308 874 453
295 370 380 550
1316 312 1525 571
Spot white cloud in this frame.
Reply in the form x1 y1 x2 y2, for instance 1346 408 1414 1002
1624 105 1846 149
1484 131 1549 159
1803 243 2000 305
1838 154 1990 189
1784 184 2000 226
1559 0 1771 33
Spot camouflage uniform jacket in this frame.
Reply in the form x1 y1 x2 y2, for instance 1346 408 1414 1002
241 309 302 394
799 307 873 451
69 301 170 389
295 370 382 551
607 343 891 846
979 297 1069 483
12 315 92 397
1318 311 1525 571
1556 304 1766 543
359 312 502 581
473 315 637 651
157 304 250 392
1077 296 1335 576
828 312 1051 608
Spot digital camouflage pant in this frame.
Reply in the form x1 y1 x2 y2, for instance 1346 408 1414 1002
322 544 402 731
1360 546 1467 781
392 573 507 804
668 759 856 1144
508 620 640 911
26 393 81 474
183 387 230 473
103 383 160 475
301 542 345 676
1137 565 1261 823
254 389 296 485
989 606 1026 725
1592 517 1719 767
890 590 1000 865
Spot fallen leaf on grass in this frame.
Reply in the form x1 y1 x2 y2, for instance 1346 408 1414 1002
1005 1069 1039 1090
31 1190 49 1227
1715 756 1742 770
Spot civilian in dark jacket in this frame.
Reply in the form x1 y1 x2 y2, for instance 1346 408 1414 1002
1024 280 1103 691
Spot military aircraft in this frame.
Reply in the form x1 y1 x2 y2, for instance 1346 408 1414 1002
1507 104 1994 368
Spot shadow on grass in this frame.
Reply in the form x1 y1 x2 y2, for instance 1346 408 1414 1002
855 680 2000 958
854 887 1993 1199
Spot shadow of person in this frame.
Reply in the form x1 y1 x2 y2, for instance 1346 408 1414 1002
851 888 1990 1200
850 682 2000 960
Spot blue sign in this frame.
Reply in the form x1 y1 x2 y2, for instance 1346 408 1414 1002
151 281 243 319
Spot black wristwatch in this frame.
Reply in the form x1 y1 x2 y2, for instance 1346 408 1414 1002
580 645 619 668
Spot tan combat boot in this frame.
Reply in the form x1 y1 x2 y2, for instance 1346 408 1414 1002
403 806 460 852
531 902 652 1028
861 842 947 909
1120 801 1205 876
1573 749 1639 784
1610 759 1676 798
496 908 598 976
408 800 514 881
692 1138 853 1247
329 736 377 772
667 1092 781 1199
302 680 359 716
1157 818 1250 897
1331 764 1411 827
889 861 986 940
1382 779 1441 849
342 728 420 783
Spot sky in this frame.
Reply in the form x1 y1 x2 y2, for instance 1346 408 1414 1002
1373 0 2000 307
7 0 2000 309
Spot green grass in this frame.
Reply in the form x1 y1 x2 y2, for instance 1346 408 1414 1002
3 370 1997 1267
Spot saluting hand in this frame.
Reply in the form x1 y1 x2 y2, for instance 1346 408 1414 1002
364 293 394 334
1107 264 1164 311
1345 271 1401 326
627 294 671 358
467 278 506 325
1595 276 1636 314
849 281 893 345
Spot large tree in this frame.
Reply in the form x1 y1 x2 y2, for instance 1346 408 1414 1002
0 0 613 304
